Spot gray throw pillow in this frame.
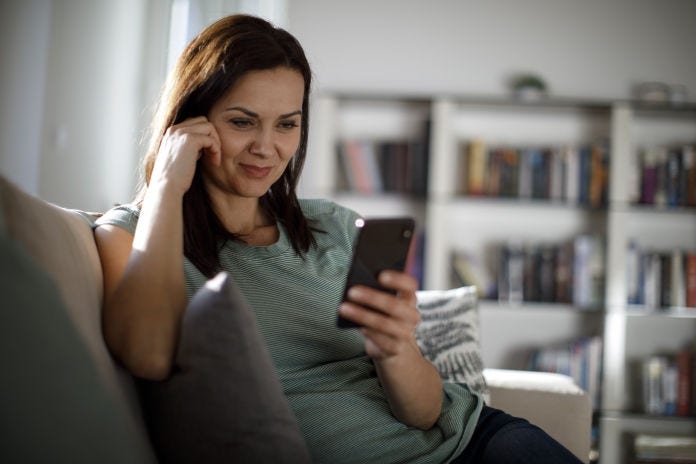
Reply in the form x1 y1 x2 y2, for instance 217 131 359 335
0 233 155 463
140 272 311 464
415 286 489 398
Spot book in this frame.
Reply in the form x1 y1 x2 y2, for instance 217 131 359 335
660 253 673 308
642 252 662 310
450 249 494 299
671 250 686 308
666 148 683 207
549 147 565 201
643 356 669 414
676 349 692 416
573 234 604 308
498 242 524 303
564 145 579 205
338 139 383 194
589 141 609 208
685 145 696 207
527 336 603 409
499 147 520 197
465 139 487 196
641 147 659 205
654 147 668 207
634 433 696 463
627 240 642 305
518 149 533 199
686 253 696 308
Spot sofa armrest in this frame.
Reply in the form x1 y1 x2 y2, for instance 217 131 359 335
483 368 592 464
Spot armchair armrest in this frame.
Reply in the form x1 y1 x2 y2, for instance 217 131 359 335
483 368 592 463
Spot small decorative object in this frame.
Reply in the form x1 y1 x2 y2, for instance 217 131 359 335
509 73 548 100
633 81 670 104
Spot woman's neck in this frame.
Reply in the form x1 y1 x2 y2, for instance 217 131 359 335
208 191 279 246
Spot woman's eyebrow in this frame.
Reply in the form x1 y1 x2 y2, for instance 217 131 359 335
224 106 301 119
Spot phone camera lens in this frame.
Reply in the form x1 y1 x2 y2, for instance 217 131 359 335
403 229 412 239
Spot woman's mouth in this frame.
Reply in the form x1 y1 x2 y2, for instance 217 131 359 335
241 164 272 179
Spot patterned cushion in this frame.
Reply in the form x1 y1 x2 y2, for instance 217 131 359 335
415 286 488 397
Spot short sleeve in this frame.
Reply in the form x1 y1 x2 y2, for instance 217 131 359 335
94 204 140 235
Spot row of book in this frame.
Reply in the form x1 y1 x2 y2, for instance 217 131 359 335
527 336 603 410
451 235 605 308
640 347 696 418
458 139 610 208
634 433 696 464
627 243 696 308
336 139 429 196
634 144 696 209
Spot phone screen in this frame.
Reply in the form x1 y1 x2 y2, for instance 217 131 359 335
336 217 415 328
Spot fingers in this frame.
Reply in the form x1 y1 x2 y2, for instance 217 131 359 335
166 117 221 162
338 270 421 358
150 116 222 195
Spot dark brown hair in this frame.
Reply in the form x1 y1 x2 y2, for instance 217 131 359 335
137 14 316 277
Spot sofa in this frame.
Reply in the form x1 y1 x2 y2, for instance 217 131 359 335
0 174 592 463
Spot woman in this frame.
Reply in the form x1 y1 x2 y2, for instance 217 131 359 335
95 14 581 463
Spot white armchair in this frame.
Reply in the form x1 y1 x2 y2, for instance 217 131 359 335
484 368 592 463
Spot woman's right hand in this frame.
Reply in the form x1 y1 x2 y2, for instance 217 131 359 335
149 116 222 196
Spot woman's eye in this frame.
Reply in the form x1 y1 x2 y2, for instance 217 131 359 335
279 120 299 130
230 119 253 128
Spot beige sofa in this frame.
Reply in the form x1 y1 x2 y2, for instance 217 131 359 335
0 175 592 462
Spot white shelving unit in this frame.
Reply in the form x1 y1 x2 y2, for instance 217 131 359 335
303 93 696 464
599 103 696 464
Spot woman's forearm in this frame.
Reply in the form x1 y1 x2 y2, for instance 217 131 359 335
374 341 443 430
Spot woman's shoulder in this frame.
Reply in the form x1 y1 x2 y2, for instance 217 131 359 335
299 198 361 245
299 198 361 224
94 203 140 234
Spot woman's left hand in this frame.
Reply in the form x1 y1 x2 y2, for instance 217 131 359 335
338 270 421 360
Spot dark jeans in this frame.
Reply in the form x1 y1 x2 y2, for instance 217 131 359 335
452 405 584 464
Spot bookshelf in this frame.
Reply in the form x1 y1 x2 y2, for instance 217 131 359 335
600 103 696 464
304 93 696 464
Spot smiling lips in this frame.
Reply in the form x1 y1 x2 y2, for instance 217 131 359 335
241 163 272 179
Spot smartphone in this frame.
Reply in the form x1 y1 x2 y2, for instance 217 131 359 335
337 217 416 329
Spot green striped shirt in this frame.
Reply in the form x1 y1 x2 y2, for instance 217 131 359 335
97 199 482 463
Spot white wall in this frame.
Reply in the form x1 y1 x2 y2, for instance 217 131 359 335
39 0 148 211
0 0 150 211
0 0 52 196
288 0 696 100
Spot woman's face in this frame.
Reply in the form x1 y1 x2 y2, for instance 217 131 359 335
203 66 304 200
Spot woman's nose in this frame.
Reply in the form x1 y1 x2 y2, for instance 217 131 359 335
249 128 273 157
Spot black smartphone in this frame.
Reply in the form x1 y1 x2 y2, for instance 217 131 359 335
337 217 416 329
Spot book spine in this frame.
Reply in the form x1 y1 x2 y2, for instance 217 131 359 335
676 350 692 416
685 145 696 207
686 253 696 308
626 240 642 305
643 356 667 414
641 147 658 205
467 139 487 196
670 250 686 308
565 146 579 205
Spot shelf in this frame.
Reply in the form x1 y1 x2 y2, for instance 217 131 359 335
480 300 604 314
624 306 696 319
612 204 696 216
451 195 608 212
604 412 696 423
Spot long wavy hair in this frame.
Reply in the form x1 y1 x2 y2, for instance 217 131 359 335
137 14 316 277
